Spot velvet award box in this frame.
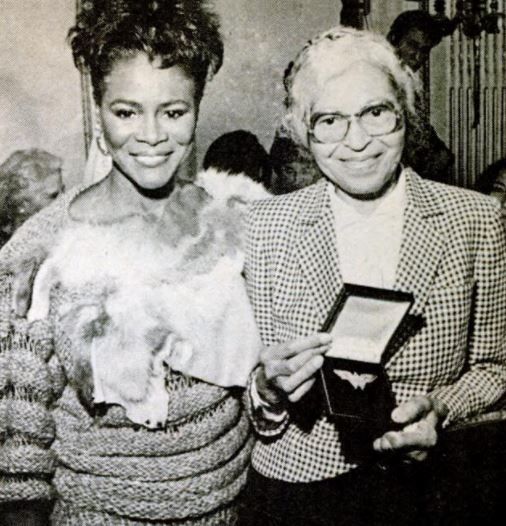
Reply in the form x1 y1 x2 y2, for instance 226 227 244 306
318 284 414 461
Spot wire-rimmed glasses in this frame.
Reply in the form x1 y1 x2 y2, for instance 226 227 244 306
308 102 403 144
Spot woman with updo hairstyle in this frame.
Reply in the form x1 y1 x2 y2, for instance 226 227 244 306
0 1 266 524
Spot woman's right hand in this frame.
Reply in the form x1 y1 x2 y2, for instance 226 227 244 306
255 333 331 404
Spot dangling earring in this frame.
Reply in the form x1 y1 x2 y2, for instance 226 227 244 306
96 132 109 156
95 110 109 156
96 125 109 157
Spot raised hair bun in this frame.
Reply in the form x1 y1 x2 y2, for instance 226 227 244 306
69 0 223 101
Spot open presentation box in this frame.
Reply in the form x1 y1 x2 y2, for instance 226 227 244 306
318 284 414 461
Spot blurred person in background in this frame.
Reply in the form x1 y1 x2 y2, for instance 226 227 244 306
475 158 506 226
0 148 63 247
387 9 455 185
203 129 272 189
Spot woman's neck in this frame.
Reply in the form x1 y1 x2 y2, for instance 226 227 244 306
334 183 395 215
107 164 176 219
333 168 401 215
69 168 183 224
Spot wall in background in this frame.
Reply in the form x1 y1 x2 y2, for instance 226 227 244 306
197 0 404 161
0 0 85 187
0 0 407 186
430 0 506 187
196 0 340 161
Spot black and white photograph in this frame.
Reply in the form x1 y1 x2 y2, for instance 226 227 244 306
1 1 506 525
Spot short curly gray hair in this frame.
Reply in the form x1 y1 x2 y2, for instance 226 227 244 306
282 26 422 148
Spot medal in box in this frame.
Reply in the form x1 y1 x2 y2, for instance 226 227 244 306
318 284 414 461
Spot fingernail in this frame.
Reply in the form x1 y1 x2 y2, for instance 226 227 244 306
391 407 404 423
313 355 324 367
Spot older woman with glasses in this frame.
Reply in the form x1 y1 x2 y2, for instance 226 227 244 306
240 26 506 526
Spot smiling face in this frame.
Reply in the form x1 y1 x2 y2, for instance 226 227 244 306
308 62 405 199
99 53 197 191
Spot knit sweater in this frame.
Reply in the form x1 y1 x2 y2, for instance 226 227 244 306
0 180 256 524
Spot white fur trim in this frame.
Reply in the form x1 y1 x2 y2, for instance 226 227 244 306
28 178 263 428
195 168 272 202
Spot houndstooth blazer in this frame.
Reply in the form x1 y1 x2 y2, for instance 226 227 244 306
244 169 506 483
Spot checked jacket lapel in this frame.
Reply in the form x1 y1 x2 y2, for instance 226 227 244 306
388 171 446 366
295 181 343 330
394 171 446 316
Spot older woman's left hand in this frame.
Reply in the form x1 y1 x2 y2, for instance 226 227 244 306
373 395 447 461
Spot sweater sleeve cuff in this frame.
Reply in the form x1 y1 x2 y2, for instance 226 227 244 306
0 475 54 503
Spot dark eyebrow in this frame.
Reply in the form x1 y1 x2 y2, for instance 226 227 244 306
109 99 190 108
357 100 397 115
109 99 142 109
312 110 348 119
159 100 190 107
310 110 347 128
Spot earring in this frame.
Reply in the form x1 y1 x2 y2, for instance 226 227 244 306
95 123 109 156
94 108 109 156
96 132 109 156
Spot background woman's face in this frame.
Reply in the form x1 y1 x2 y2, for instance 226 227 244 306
308 62 405 198
99 53 197 190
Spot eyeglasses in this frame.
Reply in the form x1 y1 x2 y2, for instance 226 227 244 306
308 102 403 144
